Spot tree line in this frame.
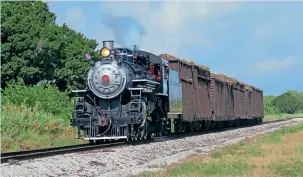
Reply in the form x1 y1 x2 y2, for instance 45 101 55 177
1 1 100 91
264 91 303 115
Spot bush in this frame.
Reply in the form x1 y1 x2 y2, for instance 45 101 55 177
264 91 303 115
264 95 280 115
1 78 73 117
272 91 303 114
0 79 81 152
1 104 78 151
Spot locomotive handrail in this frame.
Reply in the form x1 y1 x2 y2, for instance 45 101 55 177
132 79 160 84
72 90 87 93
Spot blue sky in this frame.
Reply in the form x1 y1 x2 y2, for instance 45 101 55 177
47 1 303 96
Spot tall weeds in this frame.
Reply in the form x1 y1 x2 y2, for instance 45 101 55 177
1 104 76 152
0 79 82 152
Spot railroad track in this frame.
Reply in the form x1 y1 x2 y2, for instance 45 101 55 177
0 140 120 163
1 139 153 164
1 117 298 164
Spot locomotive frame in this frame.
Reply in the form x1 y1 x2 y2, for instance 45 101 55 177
70 40 264 143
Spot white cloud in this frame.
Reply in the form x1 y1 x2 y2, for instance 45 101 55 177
255 57 297 72
98 1 241 56
64 7 86 33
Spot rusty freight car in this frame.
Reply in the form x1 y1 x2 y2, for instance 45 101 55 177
160 53 264 131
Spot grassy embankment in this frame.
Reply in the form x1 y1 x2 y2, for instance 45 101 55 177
1 104 85 152
1 81 86 152
140 122 303 177
264 114 303 122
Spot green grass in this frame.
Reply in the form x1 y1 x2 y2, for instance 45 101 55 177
247 145 262 157
140 122 303 177
270 159 303 177
264 113 303 122
169 101 182 113
169 160 249 177
260 122 303 144
1 104 85 152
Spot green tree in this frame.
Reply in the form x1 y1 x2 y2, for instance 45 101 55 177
263 95 280 115
55 24 99 91
1 1 99 90
273 91 303 114
1 1 60 86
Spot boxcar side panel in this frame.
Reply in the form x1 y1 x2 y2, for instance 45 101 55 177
181 80 193 121
197 78 212 120
241 89 246 118
246 90 253 119
190 66 212 121
259 91 264 118
191 66 199 120
210 79 229 121
252 90 264 118
234 87 246 119
253 91 257 118
227 84 234 119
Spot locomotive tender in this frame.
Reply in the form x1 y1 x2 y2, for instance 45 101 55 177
71 40 264 143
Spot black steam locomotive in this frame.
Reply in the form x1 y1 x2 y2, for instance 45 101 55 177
71 40 175 142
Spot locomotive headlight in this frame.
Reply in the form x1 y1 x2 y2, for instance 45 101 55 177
100 47 110 57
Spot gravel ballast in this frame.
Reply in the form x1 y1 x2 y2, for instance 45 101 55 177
1 118 303 177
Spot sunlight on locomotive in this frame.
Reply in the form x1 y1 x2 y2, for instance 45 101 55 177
100 47 110 57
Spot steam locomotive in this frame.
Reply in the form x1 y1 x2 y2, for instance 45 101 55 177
71 40 264 143
71 40 176 142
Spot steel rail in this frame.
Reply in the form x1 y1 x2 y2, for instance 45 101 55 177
1 117 299 163
1 141 125 163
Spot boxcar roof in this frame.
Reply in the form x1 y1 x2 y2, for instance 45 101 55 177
210 73 238 84
158 53 263 92
159 53 210 71
244 84 263 92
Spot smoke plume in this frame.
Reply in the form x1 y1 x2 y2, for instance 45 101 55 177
101 13 147 48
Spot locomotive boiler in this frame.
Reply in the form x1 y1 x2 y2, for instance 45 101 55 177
71 40 173 142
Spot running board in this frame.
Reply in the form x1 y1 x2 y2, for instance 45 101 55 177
84 136 127 140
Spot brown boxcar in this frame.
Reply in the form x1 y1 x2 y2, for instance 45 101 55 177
160 53 263 123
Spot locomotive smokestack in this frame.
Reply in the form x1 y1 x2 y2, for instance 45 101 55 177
103 40 114 50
